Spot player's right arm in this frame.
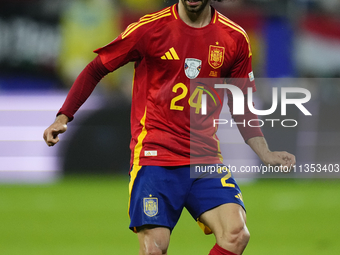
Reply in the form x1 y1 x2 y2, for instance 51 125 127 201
43 19 147 147
43 55 110 147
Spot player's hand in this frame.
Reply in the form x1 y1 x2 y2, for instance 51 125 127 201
43 114 69 147
260 150 296 170
247 137 296 171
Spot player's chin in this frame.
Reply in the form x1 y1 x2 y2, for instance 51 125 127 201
183 0 203 11
184 0 202 3
186 7 201 13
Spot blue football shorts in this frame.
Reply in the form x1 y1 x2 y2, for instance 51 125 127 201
128 165 245 234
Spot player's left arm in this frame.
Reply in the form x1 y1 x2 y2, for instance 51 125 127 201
246 136 296 168
228 95 296 168
227 29 296 168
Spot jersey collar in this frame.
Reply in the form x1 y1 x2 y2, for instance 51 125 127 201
172 3 218 28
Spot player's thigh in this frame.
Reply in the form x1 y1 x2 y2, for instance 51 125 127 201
137 226 170 255
185 166 246 234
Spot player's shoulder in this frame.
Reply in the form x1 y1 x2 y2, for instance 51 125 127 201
121 5 177 39
213 10 252 56
214 10 249 41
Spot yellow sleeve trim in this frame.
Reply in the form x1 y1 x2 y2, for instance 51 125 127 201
142 7 171 18
122 8 172 39
217 15 252 58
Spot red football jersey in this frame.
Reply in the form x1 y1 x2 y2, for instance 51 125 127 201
94 4 256 167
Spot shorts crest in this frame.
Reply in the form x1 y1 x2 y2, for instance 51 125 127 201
143 196 158 217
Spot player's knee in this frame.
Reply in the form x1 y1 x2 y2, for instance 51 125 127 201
237 226 250 247
138 228 169 255
219 224 250 250
141 241 168 255
142 246 163 255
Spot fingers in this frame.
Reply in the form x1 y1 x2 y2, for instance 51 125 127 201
43 124 67 147
44 128 59 146
272 152 293 165
279 151 296 167
272 151 296 173
263 151 296 173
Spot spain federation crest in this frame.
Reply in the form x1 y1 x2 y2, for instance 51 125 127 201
143 196 158 217
184 58 202 79
208 45 225 69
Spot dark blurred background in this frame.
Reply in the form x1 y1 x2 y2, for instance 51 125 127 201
1 0 340 182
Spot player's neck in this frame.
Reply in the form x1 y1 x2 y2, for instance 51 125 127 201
178 2 212 28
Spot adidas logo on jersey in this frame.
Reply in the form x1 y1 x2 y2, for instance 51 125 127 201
161 47 179 60
144 150 157 156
